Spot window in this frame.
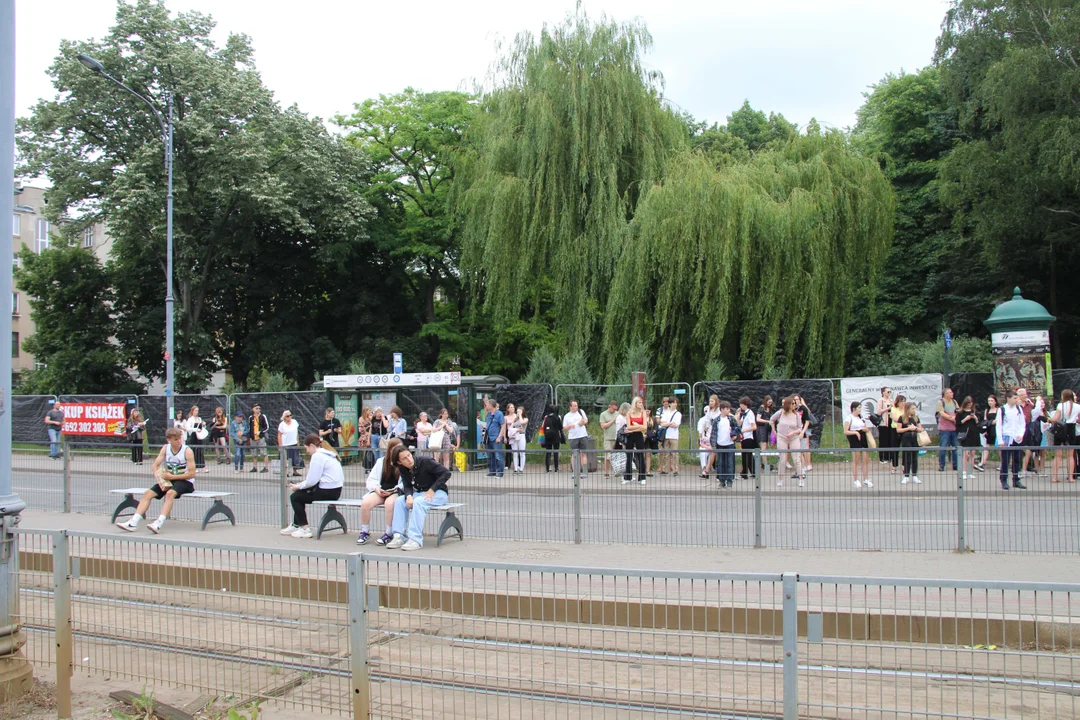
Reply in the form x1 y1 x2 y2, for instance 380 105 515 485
11 214 18 236
35 219 50 253
11 332 18 358
11 292 18 316
12 253 20 270
83 227 94 248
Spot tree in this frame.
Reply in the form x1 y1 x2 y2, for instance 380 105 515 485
523 346 558 386
725 100 798 151
14 244 141 394
934 0 1080 364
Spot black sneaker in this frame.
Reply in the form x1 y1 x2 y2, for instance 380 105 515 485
1013 480 1027 490
1000 482 1009 490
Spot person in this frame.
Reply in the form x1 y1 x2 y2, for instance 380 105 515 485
484 399 506 478
44 403 65 459
229 411 248 472
541 405 563 472
183 406 208 473
1049 389 1078 483
709 401 738 488
433 408 459 471
127 408 146 465
386 406 408 447
357 406 374 465
737 397 757 480
644 405 659 477
171 409 185 433
771 397 805 487
371 407 388 460
357 437 405 545
622 396 648 485
956 396 981 481
279 435 344 539
844 401 872 488
278 410 303 477
210 407 232 465
887 394 906 474
659 397 682 475
499 404 517 471
793 395 813 472
936 389 959 473
896 402 923 484
599 401 619 477
978 394 999 472
510 405 528 473
247 404 271 473
1017 388 1044 478
697 411 712 475
318 408 342 449
755 396 773 473
414 411 433 455
995 390 1028 490
876 387 896 467
701 395 721 477
562 400 589 482
115 427 196 534
385 444 451 551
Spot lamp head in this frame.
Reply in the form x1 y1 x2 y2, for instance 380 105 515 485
76 54 105 73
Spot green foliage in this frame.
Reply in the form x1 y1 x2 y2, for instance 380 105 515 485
554 349 600 409
111 686 155 720
725 100 798 151
523 346 558 386
851 335 992 376
346 357 368 375
704 360 736 382
14 244 142 395
244 367 296 393
607 341 653 404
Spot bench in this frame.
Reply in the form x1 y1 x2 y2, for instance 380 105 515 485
109 488 237 530
312 498 465 546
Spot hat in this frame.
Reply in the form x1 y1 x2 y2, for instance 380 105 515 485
234 411 243 417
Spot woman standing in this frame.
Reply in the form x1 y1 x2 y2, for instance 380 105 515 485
433 408 459 471
771 398 805 487
738 397 758 479
644 408 659 477
956 396 981 480
622 396 648 485
755 396 774 473
210 407 232 465
278 410 303 477
541 405 563 472
886 395 906 474
386 407 407 445
183 406 208 473
844 402 872 488
280 435 344 539
357 406 373 467
415 412 433 455
793 395 813 472
877 387 896 467
701 395 721 477
127 408 146 465
978 394 999 472
1049 390 1078 483
510 405 528 474
895 402 923 484
371 408 388 460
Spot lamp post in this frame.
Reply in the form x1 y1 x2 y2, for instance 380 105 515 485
76 53 175 415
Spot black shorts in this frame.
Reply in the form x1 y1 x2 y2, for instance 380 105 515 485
150 480 194 499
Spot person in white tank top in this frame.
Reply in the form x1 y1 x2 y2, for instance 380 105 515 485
116 427 197 534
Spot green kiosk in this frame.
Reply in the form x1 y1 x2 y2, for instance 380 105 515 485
984 287 1056 398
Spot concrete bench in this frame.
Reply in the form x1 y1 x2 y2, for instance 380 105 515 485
110 487 237 530
312 498 465 545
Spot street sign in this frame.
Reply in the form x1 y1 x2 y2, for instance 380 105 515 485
944 330 952 350
393 352 403 374
323 372 461 388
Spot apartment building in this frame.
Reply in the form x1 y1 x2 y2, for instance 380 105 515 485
12 185 110 381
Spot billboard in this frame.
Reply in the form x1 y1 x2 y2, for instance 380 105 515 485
55 402 128 437
839 374 944 427
332 392 359 448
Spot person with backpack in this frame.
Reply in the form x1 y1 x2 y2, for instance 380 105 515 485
540 404 564 472
1049 389 1078 483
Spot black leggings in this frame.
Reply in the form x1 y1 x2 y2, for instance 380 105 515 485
623 432 647 482
902 443 919 476
291 486 342 526
131 443 143 463
544 441 561 471
879 426 898 466
740 437 758 476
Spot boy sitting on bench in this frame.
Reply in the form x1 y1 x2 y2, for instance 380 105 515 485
116 427 196 534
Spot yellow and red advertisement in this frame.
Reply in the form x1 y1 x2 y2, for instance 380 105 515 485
56 403 128 436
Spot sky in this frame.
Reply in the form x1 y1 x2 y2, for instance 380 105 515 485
16 0 950 136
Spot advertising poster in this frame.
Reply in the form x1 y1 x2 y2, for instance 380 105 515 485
839 374 944 427
333 392 359 448
56 402 128 436
991 330 1052 398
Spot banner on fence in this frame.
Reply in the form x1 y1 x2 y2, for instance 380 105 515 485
840 374 943 427
55 402 128 436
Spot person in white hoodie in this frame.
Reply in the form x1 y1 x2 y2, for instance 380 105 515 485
280 435 344 539
357 437 404 546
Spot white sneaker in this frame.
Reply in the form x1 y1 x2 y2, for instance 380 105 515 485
291 527 313 539
148 520 163 534
901 476 909 484
913 476 921 484
853 480 862 488
280 524 300 535
400 539 422 551
116 520 138 532
864 479 873 488
621 479 630 485
777 480 784 487
805 465 813 472
639 479 646 485
797 477 806 487
786 463 793 470
386 533 407 549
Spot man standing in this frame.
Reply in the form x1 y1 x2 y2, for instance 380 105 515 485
711 401 738 488
1015 388 1042 477
319 408 342 448
229 411 248 472
996 390 1028 490
247 404 271 474
562 400 590 482
936 388 959 473
484 399 505 478
44 403 65 459
659 397 682 475
599 400 619 477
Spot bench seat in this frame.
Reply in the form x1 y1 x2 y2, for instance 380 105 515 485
311 498 465 545
109 487 237 530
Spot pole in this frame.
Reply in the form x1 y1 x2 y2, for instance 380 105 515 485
165 94 174 419
0 0 33 702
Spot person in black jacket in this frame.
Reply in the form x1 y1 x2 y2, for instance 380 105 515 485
385 444 450 550
247 405 272 473
541 404 563 472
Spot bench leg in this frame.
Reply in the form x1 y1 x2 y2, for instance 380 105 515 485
316 504 348 540
110 494 139 523
201 499 237 530
437 511 463 547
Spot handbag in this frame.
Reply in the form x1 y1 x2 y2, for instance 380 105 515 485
379 436 389 450
362 450 375 470
868 412 882 426
917 430 932 447
193 422 209 441
428 429 445 448
616 427 628 447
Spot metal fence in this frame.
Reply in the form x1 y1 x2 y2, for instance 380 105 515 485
14 529 1080 719
13 443 1080 553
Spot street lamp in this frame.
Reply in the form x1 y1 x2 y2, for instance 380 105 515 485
76 53 175 413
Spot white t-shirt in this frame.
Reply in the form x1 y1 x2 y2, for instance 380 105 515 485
661 409 682 441
697 415 711 447
1057 401 1080 425
562 411 588 440
848 415 867 433
278 420 300 446
740 410 756 439
714 415 736 446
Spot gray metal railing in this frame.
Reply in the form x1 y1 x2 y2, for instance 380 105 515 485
14 529 1080 719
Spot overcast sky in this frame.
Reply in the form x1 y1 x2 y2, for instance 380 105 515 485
17 0 949 134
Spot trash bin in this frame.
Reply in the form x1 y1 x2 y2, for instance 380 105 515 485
585 436 598 473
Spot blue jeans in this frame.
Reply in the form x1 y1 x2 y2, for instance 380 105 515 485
715 444 736 484
372 434 384 460
233 445 246 469
286 445 302 469
392 490 448 545
48 428 62 457
938 430 958 470
486 439 504 476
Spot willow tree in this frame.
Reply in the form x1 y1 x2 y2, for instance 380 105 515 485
605 129 895 380
457 11 686 352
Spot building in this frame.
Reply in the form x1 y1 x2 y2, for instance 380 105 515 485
12 185 110 382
